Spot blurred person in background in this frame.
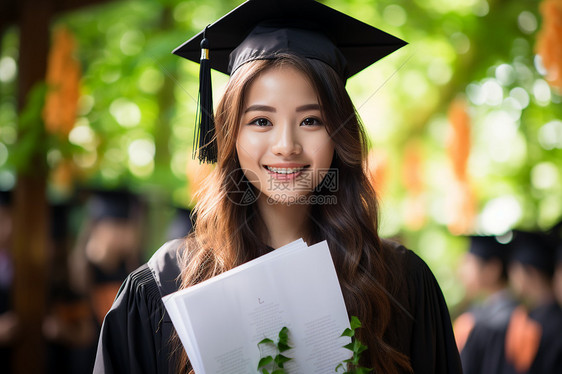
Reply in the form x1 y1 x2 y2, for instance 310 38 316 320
550 221 562 308
505 230 562 374
454 235 518 374
555 244 562 308
43 202 97 373
165 207 194 241
70 189 145 328
0 190 18 374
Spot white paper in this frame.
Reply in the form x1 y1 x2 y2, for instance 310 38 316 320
163 239 351 374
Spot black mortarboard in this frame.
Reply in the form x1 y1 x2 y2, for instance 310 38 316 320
87 189 137 222
0 190 12 206
548 220 562 263
468 235 510 263
173 0 407 163
509 230 556 276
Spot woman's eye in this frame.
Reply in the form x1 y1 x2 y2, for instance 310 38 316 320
250 118 271 127
301 117 322 127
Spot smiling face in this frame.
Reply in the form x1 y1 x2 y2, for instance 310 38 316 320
235 65 335 205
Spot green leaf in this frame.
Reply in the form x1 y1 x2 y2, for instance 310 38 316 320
343 342 355 351
349 316 362 330
261 369 270 374
274 354 291 368
355 367 373 374
258 356 274 369
352 339 363 352
271 370 285 374
340 328 354 337
258 338 275 346
356 343 368 355
278 327 289 343
277 341 292 353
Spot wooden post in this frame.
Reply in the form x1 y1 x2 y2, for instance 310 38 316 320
12 0 51 373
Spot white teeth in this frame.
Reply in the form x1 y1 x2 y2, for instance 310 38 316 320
266 166 305 174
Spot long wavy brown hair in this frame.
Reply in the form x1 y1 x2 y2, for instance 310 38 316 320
175 54 412 373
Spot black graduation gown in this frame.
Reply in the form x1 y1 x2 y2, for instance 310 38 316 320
527 301 562 374
458 291 518 374
93 239 462 374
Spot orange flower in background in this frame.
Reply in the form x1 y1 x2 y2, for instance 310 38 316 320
402 140 426 229
536 0 562 91
366 148 389 197
402 140 424 196
447 98 471 182
51 159 76 194
446 97 475 234
446 179 476 235
43 26 81 136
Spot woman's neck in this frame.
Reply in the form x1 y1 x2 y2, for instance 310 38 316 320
257 195 312 249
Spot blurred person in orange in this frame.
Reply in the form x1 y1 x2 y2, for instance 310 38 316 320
454 235 518 374
505 230 562 373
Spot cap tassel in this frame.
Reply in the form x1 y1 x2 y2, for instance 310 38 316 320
194 26 217 163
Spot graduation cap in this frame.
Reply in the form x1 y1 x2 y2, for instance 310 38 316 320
509 230 556 276
173 0 407 163
87 189 138 222
468 235 511 263
0 190 12 206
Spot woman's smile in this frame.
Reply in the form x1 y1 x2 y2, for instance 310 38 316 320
263 163 310 180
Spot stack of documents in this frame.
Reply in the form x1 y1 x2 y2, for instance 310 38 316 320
163 239 351 374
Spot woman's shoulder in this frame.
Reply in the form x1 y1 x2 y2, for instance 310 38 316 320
381 238 448 309
109 238 184 306
146 238 185 297
382 239 463 373
382 238 434 278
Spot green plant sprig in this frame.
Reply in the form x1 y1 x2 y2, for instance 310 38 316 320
257 326 292 374
335 316 373 374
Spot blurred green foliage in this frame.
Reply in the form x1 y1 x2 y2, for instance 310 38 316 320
1 0 561 311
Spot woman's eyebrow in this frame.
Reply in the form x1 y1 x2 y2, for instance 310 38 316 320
244 104 276 113
296 103 321 112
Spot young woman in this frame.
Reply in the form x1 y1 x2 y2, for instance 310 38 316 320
94 1 462 373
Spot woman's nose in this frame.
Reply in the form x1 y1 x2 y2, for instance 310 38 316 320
270 124 302 156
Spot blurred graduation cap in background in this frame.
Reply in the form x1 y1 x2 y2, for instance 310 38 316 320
468 235 511 264
509 230 556 276
0 190 12 207
547 220 562 265
173 0 407 163
86 189 139 222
